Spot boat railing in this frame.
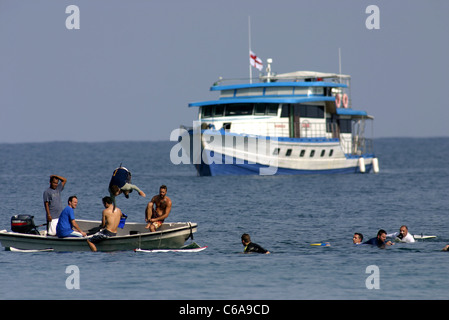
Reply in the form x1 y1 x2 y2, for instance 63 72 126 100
192 120 373 155
203 121 339 140
340 134 374 156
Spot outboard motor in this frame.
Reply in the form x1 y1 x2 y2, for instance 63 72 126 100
11 215 40 235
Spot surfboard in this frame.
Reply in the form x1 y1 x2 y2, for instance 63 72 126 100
134 246 208 253
413 235 437 240
310 242 330 247
9 247 54 252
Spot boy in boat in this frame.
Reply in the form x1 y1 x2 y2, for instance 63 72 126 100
108 166 146 207
43 174 67 236
87 196 122 252
241 233 270 254
145 185 171 231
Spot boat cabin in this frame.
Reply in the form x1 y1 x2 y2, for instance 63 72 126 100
189 70 373 155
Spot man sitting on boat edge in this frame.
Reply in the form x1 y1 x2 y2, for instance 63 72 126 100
56 196 87 238
145 185 172 232
87 196 122 252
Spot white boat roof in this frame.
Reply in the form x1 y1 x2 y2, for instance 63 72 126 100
262 71 351 81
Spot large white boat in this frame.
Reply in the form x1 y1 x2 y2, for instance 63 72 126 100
179 59 379 176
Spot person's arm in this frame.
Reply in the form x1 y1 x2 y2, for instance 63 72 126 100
100 209 107 228
122 183 146 197
71 220 86 237
44 201 52 221
386 232 398 238
51 175 67 188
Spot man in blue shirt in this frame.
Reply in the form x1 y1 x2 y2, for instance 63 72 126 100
56 196 87 238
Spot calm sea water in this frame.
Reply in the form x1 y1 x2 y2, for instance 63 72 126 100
0 138 448 301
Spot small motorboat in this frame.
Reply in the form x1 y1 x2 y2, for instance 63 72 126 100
0 215 198 252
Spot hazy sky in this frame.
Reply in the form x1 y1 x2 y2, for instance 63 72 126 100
1 0 448 143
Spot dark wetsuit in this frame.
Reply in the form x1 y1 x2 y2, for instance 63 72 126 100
244 242 269 254
109 167 132 191
363 237 385 247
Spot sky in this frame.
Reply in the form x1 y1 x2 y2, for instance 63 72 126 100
0 0 448 143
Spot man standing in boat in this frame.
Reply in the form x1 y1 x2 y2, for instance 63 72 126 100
43 174 67 236
87 196 122 252
108 166 146 207
145 185 171 232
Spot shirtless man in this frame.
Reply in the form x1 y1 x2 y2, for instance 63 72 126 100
145 185 172 232
87 196 122 252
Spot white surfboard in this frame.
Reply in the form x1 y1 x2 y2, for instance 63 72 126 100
135 245 208 253
9 247 54 252
413 235 437 240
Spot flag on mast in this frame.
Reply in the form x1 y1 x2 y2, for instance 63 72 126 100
249 51 263 71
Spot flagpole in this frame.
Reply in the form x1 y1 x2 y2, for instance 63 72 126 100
248 16 252 84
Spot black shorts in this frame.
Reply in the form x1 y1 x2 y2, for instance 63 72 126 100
89 229 117 244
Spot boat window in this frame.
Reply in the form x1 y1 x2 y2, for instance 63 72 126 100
225 104 253 116
299 149 305 157
254 104 266 115
338 119 352 133
281 105 289 117
214 105 225 117
273 148 280 155
266 104 279 116
286 149 292 156
310 150 315 157
202 106 213 118
329 149 334 157
320 150 325 157
299 104 324 118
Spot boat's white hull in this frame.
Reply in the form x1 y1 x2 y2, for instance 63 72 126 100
180 129 377 176
0 220 197 252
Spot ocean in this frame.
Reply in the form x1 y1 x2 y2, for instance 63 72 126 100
0 138 448 302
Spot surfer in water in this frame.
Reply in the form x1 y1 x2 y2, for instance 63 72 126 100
386 225 415 243
353 232 363 245
363 229 394 248
241 233 270 254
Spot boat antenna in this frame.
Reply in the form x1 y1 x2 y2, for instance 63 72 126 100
338 48 342 83
248 16 252 84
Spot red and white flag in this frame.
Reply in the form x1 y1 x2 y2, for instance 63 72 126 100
250 51 263 71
